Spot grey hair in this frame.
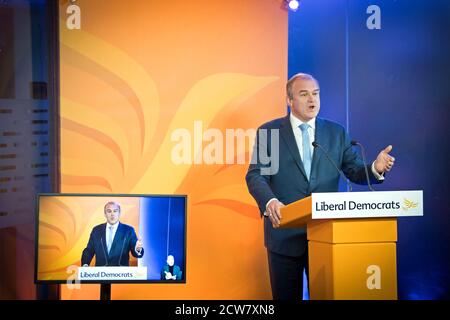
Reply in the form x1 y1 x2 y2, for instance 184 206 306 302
286 73 319 99
104 201 121 213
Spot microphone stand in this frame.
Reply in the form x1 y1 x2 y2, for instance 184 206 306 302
351 140 375 191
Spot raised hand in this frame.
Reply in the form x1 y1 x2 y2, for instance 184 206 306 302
374 145 395 174
135 236 143 252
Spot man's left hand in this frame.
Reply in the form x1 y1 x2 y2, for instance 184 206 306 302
374 145 395 174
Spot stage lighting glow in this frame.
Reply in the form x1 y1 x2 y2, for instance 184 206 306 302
288 0 299 11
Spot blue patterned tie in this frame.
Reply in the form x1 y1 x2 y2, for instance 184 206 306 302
299 124 312 180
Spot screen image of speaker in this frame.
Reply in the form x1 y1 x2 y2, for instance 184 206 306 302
35 193 187 284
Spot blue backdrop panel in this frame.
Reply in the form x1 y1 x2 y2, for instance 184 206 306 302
288 0 349 193
138 196 186 281
288 0 450 299
288 0 347 127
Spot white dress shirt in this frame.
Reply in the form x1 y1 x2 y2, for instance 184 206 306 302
290 113 316 162
106 222 119 250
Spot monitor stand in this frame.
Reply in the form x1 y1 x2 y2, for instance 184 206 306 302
37 284 60 300
100 283 111 300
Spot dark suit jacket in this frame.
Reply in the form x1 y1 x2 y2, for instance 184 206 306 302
160 265 183 280
246 115 382 257
81 222 144 266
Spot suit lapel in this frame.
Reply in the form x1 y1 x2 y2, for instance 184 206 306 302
101 223 109 255
279 115 308 180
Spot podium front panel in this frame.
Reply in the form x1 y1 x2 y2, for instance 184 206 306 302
309 241 397 300
307 218 397 244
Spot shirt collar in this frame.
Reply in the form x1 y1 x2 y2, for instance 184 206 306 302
107 222 120 230
289 113 316 130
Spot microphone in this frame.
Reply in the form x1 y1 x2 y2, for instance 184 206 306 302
101 237 109 266
118 234 128 267
350 140 375 191
312 141 352 192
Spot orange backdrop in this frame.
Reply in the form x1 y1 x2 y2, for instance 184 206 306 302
59 0 287 299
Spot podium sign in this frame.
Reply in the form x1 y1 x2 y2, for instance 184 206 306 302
78 267 147 281
312 190 423 219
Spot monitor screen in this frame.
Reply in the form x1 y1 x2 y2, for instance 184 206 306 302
35 194 187 284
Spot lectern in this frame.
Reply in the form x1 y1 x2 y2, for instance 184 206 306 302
280 190 423 300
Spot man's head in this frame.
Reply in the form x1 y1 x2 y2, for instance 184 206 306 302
104 201 121 225
286 73 320 122
167 255 175 266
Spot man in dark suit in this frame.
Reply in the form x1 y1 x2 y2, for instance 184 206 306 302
81 201 144 266
160 255 183 280
245 73 395 300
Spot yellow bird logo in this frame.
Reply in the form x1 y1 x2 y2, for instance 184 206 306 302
403 198 418 211
135 270 146 277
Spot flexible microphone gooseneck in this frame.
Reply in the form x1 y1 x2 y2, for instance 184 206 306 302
101 237 109 266
351 140 375 191
312 141 352 192
118 233 128 267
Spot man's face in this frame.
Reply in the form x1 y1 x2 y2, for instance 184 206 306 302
287 78 320 122
104 203 121 225
167 255 174 266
